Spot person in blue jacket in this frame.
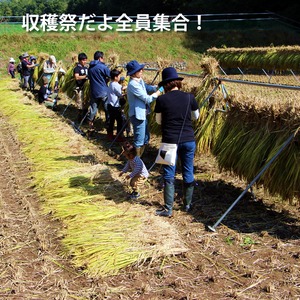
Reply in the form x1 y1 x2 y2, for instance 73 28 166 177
87 51 111 132
126 60 162 157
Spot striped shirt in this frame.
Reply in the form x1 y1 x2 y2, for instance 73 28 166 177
122 156 149 179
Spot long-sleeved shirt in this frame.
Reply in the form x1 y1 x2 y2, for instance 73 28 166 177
122 156 149 179
8 62 15 73
126 77 157 120
108 81 123 107
88 59 110 99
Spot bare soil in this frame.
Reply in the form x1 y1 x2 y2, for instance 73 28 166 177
0 89 299 300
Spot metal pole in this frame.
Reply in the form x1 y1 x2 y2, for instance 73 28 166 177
218 66 227 76
150 71 160 85
237 67 244 80
289 69 300 84
61 93 76 117
199 82 220 109
108 118 129 149
147 161 156 173
217 77 300 91
208 131 296 232
33 73 44 89
262 69 271 82
71 109 89 136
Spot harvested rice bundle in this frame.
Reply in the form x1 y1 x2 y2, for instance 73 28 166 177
59 61 91 106
157 57 171 70
212 100 300 201
60 62 77 97
107 52 120 70
207 45 300 71
32 53 67 90
193 56 227 153
32 52 50 84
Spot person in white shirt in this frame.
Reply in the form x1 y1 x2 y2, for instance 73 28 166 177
107 69 127 141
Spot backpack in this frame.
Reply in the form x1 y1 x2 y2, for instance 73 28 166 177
17 63 22 74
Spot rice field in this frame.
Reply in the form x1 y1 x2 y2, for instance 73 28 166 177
19 51 300 203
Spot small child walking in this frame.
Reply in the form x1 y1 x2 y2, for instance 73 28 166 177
119 142 149 199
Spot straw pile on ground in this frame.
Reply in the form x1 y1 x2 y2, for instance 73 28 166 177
0 79 188 277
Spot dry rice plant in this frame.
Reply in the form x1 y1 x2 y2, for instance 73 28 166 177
193 56 227 154
107 52 120 70
212 90 300 201
33 52 67 90
0 79 188 277
207 45 300 71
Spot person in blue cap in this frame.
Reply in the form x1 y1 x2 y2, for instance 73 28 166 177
154 67 199 217
126 60 162 157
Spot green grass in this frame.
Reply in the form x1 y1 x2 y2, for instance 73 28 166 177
0 29 202 72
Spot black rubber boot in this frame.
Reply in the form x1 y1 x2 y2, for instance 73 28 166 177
156 181 174 217
183 183 194 212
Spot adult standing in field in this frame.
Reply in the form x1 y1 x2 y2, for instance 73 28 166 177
21 52 36 90
43 55 57 88
7 57 16 78
154 67 199 217
74 52 89 123
126 60 161 157
29 55 37 91
87 51 111 133
17 55 23 83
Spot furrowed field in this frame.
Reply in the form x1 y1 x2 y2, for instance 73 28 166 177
0 28 299 299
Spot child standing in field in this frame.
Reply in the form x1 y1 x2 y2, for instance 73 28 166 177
119 142 149 199
107 68 127 141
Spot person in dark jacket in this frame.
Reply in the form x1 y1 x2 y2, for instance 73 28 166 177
87 51 111 132
74 52 89 123
21 52 35 89
154 67 200 217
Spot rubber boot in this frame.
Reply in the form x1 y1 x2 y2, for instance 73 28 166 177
183 184 194 212
156 182 174 217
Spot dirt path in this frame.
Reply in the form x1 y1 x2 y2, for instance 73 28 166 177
0 95 300 300
0 114 104 299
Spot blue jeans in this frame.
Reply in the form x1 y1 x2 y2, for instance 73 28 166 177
88 95 109 124
163 141 196 184
130 115 150 148
22 75 30 88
